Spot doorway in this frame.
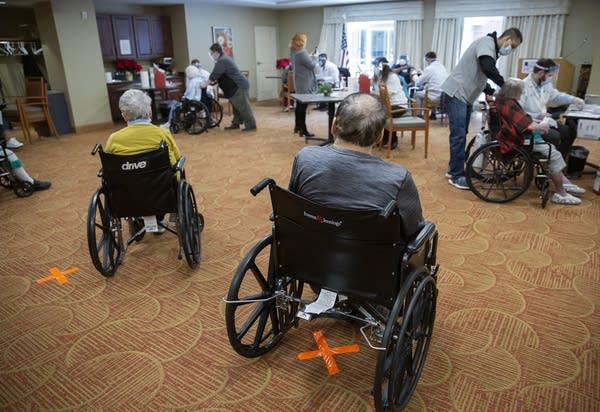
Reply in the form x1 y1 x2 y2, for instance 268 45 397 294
254 25 278 101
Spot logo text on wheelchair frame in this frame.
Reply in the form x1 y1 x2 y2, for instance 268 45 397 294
121 160 147 170
303 211 342 227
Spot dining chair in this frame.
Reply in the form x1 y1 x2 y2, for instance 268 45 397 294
377 84 429 158
424 88 446 124
3 77 58 144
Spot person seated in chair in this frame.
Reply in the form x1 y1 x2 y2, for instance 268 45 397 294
519 58 584 160
0 127 50 192
288 92 424 238
494 78 584 205
106 89 182 232
374 60 408 150
315 53 340 110
413 51 448 120
162 64 212 130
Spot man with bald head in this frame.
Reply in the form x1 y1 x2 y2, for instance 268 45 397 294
288 92 424 237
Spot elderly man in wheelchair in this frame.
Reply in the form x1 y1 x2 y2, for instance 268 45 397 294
87 89 203 276
466 78 583 206
225 93 439 410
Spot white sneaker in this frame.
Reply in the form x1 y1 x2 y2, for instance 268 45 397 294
551 192 582 205
563 183 585 195
6 137 23 149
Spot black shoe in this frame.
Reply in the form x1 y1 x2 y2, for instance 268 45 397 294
224 124 240 130
294 126 301 134
300 130 315 138
32 180 51 191
241 127 257 132
430 113 437 120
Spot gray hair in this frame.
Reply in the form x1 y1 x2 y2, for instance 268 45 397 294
496 78 524 100
119 89 152 120
335 93 386 147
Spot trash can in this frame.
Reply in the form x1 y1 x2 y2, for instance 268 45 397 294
567 145 589 177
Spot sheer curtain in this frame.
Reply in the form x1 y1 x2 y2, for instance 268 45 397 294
498 14 566 79
431 18 462 71
395 20 422 67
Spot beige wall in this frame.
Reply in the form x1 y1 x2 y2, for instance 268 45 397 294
278 8 323 60
164 5 188 71
563 0 600 94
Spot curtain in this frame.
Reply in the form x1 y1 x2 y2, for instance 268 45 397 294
431 18 462 72
498 14 566 79
0 62 26 98
395 20 423 68
318 23 342 66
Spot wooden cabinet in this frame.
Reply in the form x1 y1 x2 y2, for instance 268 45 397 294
107 82 133 122
111 15 137 59
97 14 116 61
97 14 172 61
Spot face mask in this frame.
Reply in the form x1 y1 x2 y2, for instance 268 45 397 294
540 75 552 86
498 41 512 56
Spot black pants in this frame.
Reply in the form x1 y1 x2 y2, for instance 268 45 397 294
295 102 308 132
542 118 577 160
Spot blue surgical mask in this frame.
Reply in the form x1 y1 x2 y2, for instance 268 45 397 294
498 43 512 56
540 75 552 86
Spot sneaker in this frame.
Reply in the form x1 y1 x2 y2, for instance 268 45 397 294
32 180 51 191
6 137 24 149
224 124 240 130
563 183 586 195
154 219 167 235
551 192 582 205
445 172 452 179
448 176 469 190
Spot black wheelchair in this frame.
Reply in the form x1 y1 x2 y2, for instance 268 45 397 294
0 139 33 197
465 101 552 207
87 142 204 276
169 95 223 135
225 179 439 411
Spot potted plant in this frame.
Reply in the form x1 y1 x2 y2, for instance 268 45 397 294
115 59 142 81
317 82 332 96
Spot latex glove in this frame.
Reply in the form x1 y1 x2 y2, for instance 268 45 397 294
573 97 585 109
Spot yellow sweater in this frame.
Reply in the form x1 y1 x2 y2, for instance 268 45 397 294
106 124 181 166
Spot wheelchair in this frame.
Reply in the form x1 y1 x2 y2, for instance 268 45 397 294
169 94 223 135
87 142 204 276
0 139 33 197
225 179 439 411
465 101 552 207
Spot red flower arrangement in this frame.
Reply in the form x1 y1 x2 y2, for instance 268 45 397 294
115 58 142 73
276 57 290 69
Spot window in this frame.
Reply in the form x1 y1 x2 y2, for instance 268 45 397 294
347 21 395 75
460 16 505 57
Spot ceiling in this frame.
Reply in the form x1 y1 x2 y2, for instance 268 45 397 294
1 0 396 10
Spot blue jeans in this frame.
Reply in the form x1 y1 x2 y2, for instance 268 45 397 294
446 95 473 179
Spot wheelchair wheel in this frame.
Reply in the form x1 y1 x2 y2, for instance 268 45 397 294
466 142 533 203
14 180 33 197
225 235 301 358
176 180 202 268
185 101 210 135
0 167 12 188
373 269 437 411
87 188 124 276
208 99 223 128
534 163 550 208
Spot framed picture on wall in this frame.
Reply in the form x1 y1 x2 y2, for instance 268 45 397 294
212 26 234 57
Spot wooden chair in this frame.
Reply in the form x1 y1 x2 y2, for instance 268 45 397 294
377 84 429 158
424 88 446 125
3 77 58 143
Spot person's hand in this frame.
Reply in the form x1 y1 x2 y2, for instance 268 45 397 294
537 122 550 134
573 97 585 109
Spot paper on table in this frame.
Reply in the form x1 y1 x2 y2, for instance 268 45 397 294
564 103 600 119
303 288 337 314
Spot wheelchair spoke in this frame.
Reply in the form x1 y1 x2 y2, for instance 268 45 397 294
249 262 269 290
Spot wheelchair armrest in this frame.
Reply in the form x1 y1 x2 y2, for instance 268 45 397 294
91 143 102 156
175 156 186 172
97 168 103 178
380 200 396 219
406 221 437 254
251 178 275 196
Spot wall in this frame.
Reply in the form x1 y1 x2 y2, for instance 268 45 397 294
278 8 323 60
164 5 188 72
563 0 600 94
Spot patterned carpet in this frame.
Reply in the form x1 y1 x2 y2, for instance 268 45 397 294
1 100 599 411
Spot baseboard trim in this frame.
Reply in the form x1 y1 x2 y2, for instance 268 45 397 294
74 121 115 134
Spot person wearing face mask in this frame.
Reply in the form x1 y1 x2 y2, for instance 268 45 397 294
207 43 256 132
315 53 340 86
413 51 448 120
441 27 523 190
519 58 584 161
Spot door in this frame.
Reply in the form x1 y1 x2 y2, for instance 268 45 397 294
254 26 278 101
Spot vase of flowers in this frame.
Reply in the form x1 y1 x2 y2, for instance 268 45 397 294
115 59 142 82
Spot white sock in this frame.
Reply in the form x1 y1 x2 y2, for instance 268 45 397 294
13 167 34 183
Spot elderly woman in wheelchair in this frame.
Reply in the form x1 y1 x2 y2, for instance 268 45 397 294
466 78 584 206
87 89 203 276
225 93 439 410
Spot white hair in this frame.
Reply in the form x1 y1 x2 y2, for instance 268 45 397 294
185 65 201 79
119 89 152 120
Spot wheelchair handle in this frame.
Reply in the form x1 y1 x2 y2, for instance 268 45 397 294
380 200 396 219
91 143 102 156
250 178 275 196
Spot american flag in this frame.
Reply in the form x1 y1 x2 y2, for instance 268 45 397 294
339 24 349 68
